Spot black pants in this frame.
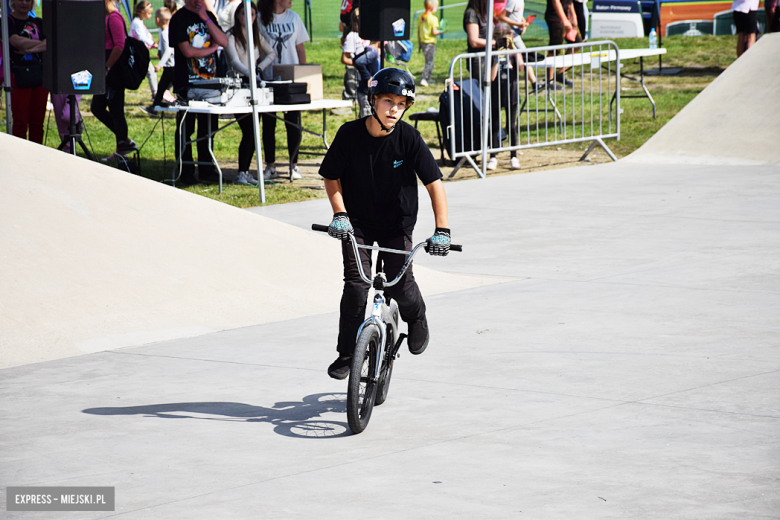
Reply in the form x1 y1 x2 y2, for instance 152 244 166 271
337 233 426 356
237 112 260 171
175 110 218 181
491 86 519 158
91 81 128 142
573 1 587 40
151 67 174 107
262 111 302 165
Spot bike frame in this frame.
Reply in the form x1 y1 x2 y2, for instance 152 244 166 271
348 234 430 382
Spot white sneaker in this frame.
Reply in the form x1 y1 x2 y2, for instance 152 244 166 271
510 157 521 170
235 171 258 186
263 165 279 180
487 157 498 171
420 79 429 87
290 165 302 180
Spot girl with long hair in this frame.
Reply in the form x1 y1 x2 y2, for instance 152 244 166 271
224 1 277 185
92 0 137 154
257 0 309 181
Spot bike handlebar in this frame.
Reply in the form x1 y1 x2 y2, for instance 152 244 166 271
311 224 463 252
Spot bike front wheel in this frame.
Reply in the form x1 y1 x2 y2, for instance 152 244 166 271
374 340 394 406
347 326 380 434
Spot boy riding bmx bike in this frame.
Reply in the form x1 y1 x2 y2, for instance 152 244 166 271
319 67 451 380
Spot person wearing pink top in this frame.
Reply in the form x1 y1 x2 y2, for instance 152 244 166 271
91 0 138 154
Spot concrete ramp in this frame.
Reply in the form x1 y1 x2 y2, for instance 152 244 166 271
0 135 504 369
626 33 780 166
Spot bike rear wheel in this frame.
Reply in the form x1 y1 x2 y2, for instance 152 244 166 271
347 326 380 434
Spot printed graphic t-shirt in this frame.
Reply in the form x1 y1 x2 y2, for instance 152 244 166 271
319 119 442 238
259 8 309 80
7 15 45 67
170 7 219 93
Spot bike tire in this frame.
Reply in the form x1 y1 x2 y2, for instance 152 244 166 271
347 326 380 434
374 339 394 406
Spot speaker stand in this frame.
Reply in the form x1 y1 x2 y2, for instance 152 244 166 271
57 94 94 160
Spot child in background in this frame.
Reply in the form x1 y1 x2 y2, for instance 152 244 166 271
130 0 159 114
352 40 380 118
163 0 178 14
341 8 365 102
151 7 177 110
418 0 443 87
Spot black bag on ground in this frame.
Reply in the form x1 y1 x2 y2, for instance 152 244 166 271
438 78 484 162
12 63 43 88
107 23 150 90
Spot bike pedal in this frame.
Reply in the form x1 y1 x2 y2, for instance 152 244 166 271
391 333 407 359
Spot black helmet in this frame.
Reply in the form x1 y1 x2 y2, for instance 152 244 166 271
368 68 415 108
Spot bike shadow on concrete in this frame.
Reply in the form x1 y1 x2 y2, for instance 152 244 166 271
82 393 350 439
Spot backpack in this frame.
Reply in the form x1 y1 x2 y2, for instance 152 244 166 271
386 40 413 63
107 13 150 90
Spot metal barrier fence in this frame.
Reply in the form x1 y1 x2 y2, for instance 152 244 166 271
444 40 622 178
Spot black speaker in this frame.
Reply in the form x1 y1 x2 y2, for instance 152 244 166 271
43 0 106 95
359 0 411 41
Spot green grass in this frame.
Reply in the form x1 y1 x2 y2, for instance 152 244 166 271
1 33 737 207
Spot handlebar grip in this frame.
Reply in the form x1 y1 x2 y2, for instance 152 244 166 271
450 244 463 252
312 224 329 233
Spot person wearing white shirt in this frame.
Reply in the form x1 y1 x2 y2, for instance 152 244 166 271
496 0 540 89
258 0 309 181
225 1 277 185
731 0 759 56
130 1 159 108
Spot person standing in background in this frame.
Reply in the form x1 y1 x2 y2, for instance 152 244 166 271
130 1 159 114
151 7 177 110
217 0 240 31
7 0 48 143
352 40 380 118
170 0 228 185
572 0 587 40
731 0 759 56
258 0 309 181
92 0 137 154
496 0 540 90
225 1 277 185
462 0 491 78
767 0 780 32
341 7 368 107
418 0 443 87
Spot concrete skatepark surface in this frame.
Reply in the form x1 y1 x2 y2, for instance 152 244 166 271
1 34 779 518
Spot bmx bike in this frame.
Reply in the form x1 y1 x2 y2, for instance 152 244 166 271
312 224 462 434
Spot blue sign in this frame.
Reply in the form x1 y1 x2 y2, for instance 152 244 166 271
71 70 93 90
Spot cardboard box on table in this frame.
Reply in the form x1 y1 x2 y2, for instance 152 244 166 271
272 64 323 101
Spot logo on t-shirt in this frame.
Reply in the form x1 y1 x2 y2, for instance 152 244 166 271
393 160 403 168
186 21 216 80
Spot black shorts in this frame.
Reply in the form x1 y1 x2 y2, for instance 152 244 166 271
733 10 758 33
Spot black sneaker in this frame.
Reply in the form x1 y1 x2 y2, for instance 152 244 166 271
116 139 138 154
407 317 429 355
328 356 351 380
556 73 574 87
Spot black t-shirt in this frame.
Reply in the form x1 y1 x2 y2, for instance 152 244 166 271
169 7 219 93
7 16 45 67
319 118 443 238
462 8 486 54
